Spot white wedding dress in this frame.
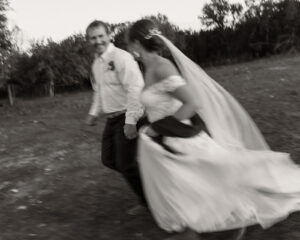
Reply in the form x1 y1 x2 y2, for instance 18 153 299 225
138 75 300 233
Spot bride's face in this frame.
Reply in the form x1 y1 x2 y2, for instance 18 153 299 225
128 40 142 60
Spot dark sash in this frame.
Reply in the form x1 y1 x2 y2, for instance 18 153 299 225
148 114 210 154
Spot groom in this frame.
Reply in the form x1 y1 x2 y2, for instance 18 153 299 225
85 20 147 214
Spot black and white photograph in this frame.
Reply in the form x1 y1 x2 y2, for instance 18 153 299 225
0 0 300 239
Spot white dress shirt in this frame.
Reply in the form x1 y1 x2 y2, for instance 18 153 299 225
89 43 144 124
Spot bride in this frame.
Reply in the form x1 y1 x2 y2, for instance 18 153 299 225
127 19 300 238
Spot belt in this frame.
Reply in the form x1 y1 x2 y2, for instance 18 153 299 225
105 110 126 119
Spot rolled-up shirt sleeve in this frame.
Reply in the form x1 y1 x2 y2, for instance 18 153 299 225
117 54 144 124
88 72 102 116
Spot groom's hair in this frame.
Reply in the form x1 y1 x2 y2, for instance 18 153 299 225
86 20 110 36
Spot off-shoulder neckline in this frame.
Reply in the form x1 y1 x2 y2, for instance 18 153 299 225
143 75 184 90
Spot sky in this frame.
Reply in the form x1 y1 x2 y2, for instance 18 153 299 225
6 0 243 48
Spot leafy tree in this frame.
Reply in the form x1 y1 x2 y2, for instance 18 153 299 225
3 1 300 98
0 0 10 51
0 0 12 88
199 0 243 30
273 0 300 53
9 34 92 96
111 22 131 50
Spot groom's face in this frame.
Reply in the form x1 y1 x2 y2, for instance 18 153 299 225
87 26 111 55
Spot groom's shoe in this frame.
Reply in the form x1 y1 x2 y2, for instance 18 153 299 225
127 204 148 216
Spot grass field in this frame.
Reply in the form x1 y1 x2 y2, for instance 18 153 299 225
0 55 299 240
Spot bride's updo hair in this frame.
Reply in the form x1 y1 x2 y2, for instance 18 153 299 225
128 19 165 52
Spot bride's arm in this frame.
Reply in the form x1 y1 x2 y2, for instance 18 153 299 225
170 85 198 121
145 84 200 138
145 82 198 137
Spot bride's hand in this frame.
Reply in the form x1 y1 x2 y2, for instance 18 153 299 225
145 126 159 137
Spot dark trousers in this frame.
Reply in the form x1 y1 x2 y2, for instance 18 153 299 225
101 113 147 205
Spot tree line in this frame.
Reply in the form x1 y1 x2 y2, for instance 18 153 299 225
0 0 300 98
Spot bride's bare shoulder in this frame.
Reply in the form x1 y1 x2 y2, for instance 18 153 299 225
154 57 179 82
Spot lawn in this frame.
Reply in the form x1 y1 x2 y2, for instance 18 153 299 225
0 54 299 240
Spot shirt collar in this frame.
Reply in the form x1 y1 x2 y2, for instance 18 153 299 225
95 43 115 61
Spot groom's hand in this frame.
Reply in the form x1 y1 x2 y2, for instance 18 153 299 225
145 126 159 137
124 124 137 139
